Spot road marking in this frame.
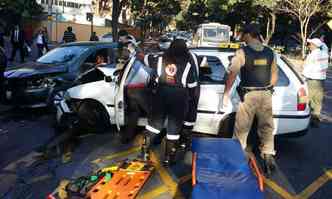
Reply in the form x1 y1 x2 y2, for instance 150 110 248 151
296 169 332 199
90 147 332 199
150 152 185 199
91 146 141 164
137 185 169 199
264 177 295 199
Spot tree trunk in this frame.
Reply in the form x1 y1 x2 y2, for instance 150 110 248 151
300 21 306 59
112 0 120 42
263 12 276 45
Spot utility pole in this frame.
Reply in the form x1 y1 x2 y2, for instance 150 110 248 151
48 0 53 41
87 12 94 37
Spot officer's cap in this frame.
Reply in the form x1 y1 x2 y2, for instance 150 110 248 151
241 24 261 37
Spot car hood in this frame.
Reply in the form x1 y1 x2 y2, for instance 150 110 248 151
5 62 67 78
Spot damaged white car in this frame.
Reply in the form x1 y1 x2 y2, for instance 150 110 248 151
55 47 311 137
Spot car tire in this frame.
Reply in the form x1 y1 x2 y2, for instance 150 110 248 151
77 100 110 133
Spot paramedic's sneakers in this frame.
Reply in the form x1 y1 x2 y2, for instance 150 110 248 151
163 140 177 167
263 154 276 177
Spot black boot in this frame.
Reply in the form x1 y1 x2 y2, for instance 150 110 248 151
141 132 158 161
310 115 320 128
163 139 178 166
179 127 192 151
263 154 277 177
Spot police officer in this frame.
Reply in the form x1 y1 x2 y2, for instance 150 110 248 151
303 38 329 127
223 24 278 176
142 39 198 165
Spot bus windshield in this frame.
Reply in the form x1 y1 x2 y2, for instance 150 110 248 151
203 27 230 43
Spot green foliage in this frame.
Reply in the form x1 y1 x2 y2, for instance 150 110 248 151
131 0 182 31
0 0 43 23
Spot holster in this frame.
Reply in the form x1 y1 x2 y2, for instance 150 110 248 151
236 86 247 102
237 85 274 102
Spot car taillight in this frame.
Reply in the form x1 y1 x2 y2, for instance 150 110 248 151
297 87 308 111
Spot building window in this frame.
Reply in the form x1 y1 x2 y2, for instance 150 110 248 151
59 0 62 6
74 3 78 8
41 0 45 4
63 1 66 6
55 0 58 5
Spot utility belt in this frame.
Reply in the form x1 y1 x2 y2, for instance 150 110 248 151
305 78 325 81
237 85 274 102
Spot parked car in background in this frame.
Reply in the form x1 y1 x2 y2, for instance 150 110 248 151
99 33 113 42
56 45 311 137
100 32 137 44
1 42 118 108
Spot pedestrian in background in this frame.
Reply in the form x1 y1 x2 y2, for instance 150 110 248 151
36 29 46 57
302 38 329 127
43 27 49 52
223 24 278 176
9 25 25 63
90 32 99 41
62 26 76 43
0 41 7 100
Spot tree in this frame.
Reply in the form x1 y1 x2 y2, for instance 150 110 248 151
131 0 181 34
111 0 129 41
0 0 43 28
254 0 280 44
279 0 332 58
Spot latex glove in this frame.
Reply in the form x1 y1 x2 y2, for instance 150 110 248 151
222 93 230 109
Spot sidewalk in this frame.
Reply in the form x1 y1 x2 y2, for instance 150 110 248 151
2 37 57 68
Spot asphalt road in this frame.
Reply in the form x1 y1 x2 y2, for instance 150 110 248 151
0 70 332 199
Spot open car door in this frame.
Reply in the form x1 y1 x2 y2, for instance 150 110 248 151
114 57 136 130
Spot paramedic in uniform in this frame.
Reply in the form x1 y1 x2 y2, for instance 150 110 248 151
180 53 204 150
143 39 198 165
302 38 329 127
223 24 278 176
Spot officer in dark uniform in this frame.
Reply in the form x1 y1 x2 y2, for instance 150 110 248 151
142 39 198 165
223 24 278 176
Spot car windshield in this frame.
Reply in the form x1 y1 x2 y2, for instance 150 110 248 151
37 46 89 64
203 27 229 43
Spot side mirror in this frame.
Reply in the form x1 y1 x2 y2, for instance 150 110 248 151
113 68 122 76
105 76 112 82
228 55 234 62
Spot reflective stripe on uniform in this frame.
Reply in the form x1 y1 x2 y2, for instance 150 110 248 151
145 125 160 134
182 62 191 87
144 54 149 67
184 121 195 126
157 56 163 77
187 82 198 88
166 134 180 140
190 52 199 75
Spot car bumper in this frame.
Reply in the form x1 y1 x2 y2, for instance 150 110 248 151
2 87 50 107
273 113 311 135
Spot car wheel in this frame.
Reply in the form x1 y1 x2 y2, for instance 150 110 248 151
77 100 110 133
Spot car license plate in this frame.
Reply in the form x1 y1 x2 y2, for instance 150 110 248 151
6 91 12 100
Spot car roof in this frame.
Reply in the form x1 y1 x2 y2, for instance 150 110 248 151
61 41 118 48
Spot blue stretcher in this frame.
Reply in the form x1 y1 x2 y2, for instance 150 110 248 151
191 137 264 199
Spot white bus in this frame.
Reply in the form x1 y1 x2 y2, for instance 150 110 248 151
193 23 232 47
